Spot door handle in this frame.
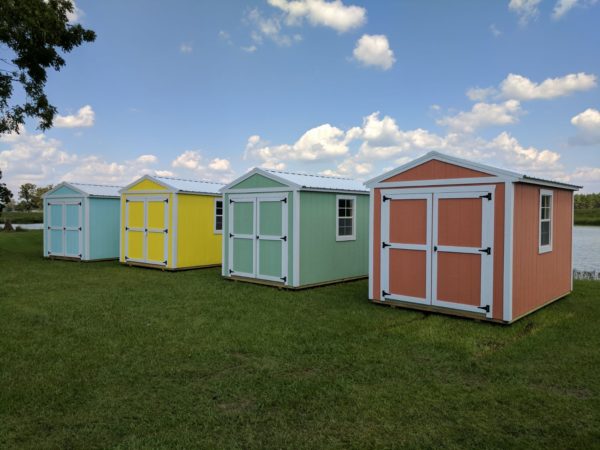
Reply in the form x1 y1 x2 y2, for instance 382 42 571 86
434 246 437 252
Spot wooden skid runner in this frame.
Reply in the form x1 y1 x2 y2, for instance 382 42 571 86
123 262 221 271
226 274 367 290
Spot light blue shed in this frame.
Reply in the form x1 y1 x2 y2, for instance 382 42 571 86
43 182 121 261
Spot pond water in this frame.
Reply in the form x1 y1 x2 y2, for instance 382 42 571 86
10 223 44 230
573 226 600 272
3 223 599 270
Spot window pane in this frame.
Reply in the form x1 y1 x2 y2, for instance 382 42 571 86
541 221 550 246
541 207 548 220
216 216 223 231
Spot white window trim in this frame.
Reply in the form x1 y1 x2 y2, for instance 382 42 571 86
336 195 356 241
539 189 553 254
214 197 223 234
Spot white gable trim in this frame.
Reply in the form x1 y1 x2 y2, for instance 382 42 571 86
43 181 88 198
219 167 300 193
365 151 521 187
119 174 177 194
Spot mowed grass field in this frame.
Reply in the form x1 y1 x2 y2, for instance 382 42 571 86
1 231 599 449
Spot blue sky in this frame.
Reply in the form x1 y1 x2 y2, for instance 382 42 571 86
1 0 600 194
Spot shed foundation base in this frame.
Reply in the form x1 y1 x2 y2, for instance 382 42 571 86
225 274 367 290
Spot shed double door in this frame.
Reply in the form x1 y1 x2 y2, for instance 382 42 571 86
125 196 169 266
381 188 494 317
228 194 288 284
47 200 83 258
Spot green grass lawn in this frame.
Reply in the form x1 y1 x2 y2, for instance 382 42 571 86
575 208 600 226
1 231 599 449
0 211 43 224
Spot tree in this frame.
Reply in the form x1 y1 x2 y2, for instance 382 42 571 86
18 182 36 210
0 170 14 213
34 184 53 209
0 0 96 134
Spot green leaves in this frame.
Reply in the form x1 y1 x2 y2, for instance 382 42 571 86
0 0 96 134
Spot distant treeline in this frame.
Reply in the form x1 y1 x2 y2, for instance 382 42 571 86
574 193 600 210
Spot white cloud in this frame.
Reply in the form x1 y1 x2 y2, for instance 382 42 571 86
570 108 600 145
247 8 299 47
466 86 497 101
0 128 233 191
500 72 597 100
509 0 542 25
136 154 158 164
218 30 232 45
243 111 565 182
209 158 231 171
66 0 83 23
437 100 522 133
241 45 258 53
566 167 600 192
352 34 395 70
171 150 234 181
552 0 598 19
54 105 95 128
180 42 193 53
268 0 366 32
489 24 502 37
0 127 171 192
245 124 350 169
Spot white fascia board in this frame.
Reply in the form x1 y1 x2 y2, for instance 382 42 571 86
43 181 88 198
365 151 521 187
219 167 298 193
119 174 177 194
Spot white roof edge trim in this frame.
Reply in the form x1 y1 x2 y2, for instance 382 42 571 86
119 174 176 194
43 181 87 198
364 151 522 187
219 167 300 193
43 181 122 198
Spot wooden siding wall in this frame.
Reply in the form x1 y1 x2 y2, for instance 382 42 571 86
385 160 493 182
88 197 120 260
512 184 573 318
176 194 222 267
299 192 369 286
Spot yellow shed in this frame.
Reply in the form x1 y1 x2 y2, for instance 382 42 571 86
119 175 224 270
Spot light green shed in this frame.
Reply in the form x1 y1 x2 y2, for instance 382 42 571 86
220 168 369 288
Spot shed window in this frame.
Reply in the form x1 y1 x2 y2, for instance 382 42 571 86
336 195 356 241
214 199 223 233
539 190 553 253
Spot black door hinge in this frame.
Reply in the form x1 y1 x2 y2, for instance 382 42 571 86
382 290 390 297
229 269 234 274
229 233 234 238
434 245 438 252
229 198 235 204
478 247 491 255
79 227 82 231
478 305 490 313
281 236 287 241
164 229 168 233
164 198 169 203
163 260 167 265
382 242 390 248
256 235 260 240
382 195 390 202
479 193 492 201
281 276 287 282
282 197 287 203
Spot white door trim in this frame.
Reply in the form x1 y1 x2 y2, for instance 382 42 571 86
431 189 494 318
256 194 288 284
228 196 257 279
380 192 432 305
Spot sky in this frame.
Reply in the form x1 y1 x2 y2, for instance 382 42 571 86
1 0 600 196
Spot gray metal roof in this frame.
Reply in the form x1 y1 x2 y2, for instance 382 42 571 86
521 175 581 190
265 170 369 193
70 183 122 197
155 176 224 194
